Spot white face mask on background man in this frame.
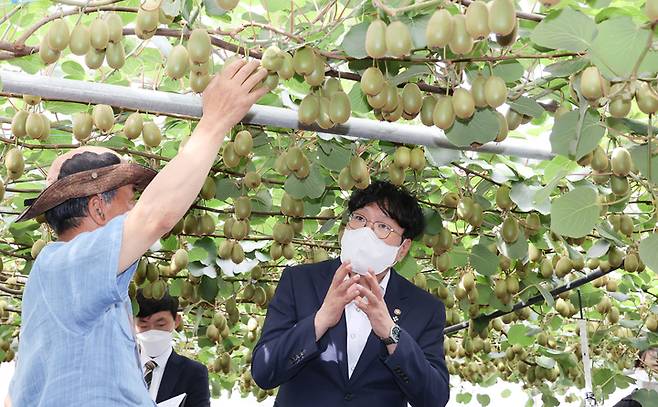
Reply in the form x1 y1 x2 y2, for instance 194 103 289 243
340 227 401 275
136 329 173 358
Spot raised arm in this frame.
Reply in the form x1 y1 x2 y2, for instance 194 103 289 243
119 60 268 273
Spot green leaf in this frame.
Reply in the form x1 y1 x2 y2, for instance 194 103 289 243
44 101 89 114
456 392 473 404
395 255 419 280
492 60 525 83
347 84 371 115
340 22 368 58
533 169 567 206
445 108 499 148
535 284 555 308
589 17 653 80
639 234 658 275
530 8 597 52
390 65 433 87
632 389 658 407
550 187 600 238
497 233 528 260
507 97 545 118
199 275 219 302
507 324 535 346
629 143 658 185
536 355 556 369
550 108 605 161
476 394 491 406
544 58 590 78
510 183 551 215
470 244 499 276
284 164 326 199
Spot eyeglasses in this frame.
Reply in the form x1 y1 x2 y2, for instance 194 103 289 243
348 212 402 240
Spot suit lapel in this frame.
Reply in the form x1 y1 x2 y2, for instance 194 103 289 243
348 269 409 384
156 350 183 403
314 258 349 385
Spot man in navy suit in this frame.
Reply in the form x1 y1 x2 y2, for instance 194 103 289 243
135 289 210 407
252 180 449 407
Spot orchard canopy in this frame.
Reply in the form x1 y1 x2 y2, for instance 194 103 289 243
1 0 658 405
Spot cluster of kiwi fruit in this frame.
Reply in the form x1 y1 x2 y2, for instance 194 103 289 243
11 95 50 142
297 77 352 129
259 45 294 92
424 0 517 56
576 66 658 118
580 145 635 198
218 198 251 264
387 146 426 186
337 156 370 191
223 129 254 168
166 28 214 93
133 259 169 300
274 146 311 180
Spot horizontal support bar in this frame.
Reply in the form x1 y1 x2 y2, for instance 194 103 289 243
0 70 556 160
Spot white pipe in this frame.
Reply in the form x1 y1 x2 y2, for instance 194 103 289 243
0 70 556 160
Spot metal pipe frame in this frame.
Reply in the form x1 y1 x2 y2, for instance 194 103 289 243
0 70 556 161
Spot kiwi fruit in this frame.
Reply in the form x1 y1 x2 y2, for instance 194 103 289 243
366 85 388 110
304 56 326 87
449 14 474 55
286 147 304 172
5 148 25 179
608 97 631 118
89 18 110 50
85 48 105 69
123 112 143 140
386 21 412 58
506 109 522 130
142 121 162 147
105 13 123 43
190 72 211 93
590 147 609 171
484 75 507 108
382 85 400 113
293 47 316 76
452 88 475 120
200 176 216 200
402 83 423 115
426 9 453 48
365 20 387 59
69 24 90 56
471 75 488 108
361 67 385 96
39 36 60 65
610 147 631 177
496 21 517 47
388 164 405 186
232 130 252 157
136 6 159 34
187 29 212 64
48 19 70 52
222 142 240 168
72 112 93 142
494 111 508 142
635 82 658 114
393 146 411 169
409 147 425 171
217 0 239 10
329 91 351 124
277 52 295 80
338 167 355 190
92 104 114 133
261 45 283 72
298 94 320 125
349 156 368 183
501 217 519 243
234 196 252 220
420 96 437 126
465 1 490 40
488 0 516 36
11 110 28 139
580 66 604 101
610 175 629 196
457 196 475 221
105 41 125 70
166 45 190 80
433 96 455 130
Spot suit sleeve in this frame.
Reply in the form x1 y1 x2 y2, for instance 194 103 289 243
382 300 450 407
251 267 321 389
183 363 210 407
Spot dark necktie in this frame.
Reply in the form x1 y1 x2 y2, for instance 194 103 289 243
144 360 158 389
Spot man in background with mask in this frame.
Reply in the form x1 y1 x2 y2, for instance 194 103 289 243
135 289 210 407
251 181 449 407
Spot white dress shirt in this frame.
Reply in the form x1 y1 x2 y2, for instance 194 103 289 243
344 271 391 378
140 346 173 401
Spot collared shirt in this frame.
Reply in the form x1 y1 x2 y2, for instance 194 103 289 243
140 347 173 401
344 271 391 378
9 214 155 406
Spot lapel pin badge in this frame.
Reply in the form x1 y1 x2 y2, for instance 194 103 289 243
392 308 401 322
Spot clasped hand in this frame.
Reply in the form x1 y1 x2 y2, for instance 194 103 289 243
314 261 395 341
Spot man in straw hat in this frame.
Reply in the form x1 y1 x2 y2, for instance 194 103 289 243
5 59 268 407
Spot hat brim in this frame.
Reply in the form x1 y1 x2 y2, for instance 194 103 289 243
15 163 157 222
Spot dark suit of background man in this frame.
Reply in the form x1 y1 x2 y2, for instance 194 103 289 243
251 180 450 407
135 289 210 407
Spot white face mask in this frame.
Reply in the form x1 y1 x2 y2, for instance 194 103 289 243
136 329 173 358
340 227 402 275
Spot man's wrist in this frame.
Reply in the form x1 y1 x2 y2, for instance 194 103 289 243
195 117 231 138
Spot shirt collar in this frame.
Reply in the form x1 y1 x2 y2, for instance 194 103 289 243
139 345 172 368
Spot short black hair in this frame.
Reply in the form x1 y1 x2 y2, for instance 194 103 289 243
136 288 179 319
44 152 120 235
348 180 425 240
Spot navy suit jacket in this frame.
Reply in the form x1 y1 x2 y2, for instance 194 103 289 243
251 258 450 407
155 350 210 407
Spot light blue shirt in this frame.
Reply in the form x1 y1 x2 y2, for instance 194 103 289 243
9 214 155 406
